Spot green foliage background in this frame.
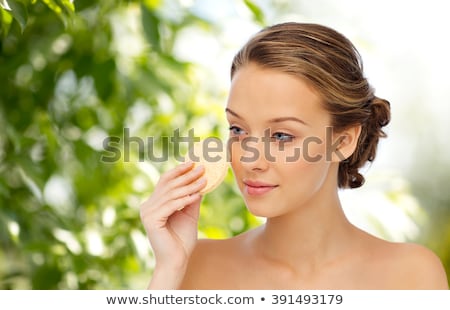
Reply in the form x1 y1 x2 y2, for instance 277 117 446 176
0 0 261 289
0 0 448 289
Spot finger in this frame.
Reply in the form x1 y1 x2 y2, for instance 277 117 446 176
167 165 205 190
157 164 204 195
147 175 205 211
158 162 195 185
167 177 206 201
151 193 202 223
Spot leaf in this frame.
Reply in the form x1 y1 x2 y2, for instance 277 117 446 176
53 0 75 15
0 6 13 37
92 58 116 101
42 0 61 14
41 0 73 27
140 2 161 52
243 0 265 26
5 0 28 32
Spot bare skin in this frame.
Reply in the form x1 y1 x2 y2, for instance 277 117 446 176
181 217 448 289
141 63 449 290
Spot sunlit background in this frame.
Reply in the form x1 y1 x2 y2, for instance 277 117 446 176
1 0 449 289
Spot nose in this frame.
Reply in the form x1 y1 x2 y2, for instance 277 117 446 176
229 136 270 171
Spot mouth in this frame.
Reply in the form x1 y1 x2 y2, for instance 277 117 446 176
243 179 279 196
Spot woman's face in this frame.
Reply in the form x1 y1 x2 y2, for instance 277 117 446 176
226 63 338 218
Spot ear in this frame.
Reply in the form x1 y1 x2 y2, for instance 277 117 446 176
329 125 361 163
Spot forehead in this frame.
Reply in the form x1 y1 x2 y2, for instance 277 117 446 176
227 63 329 126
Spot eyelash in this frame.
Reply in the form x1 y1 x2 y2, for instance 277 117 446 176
228 126 295 142
272 132 295 142
229 126 245 136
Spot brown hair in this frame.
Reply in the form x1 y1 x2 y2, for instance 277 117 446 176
231 22 390 189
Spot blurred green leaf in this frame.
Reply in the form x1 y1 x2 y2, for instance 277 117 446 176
243 0 265 26
31 264 62 289
5 0 28 32
0 7 13 37
54 0 74 14
141 2 161 52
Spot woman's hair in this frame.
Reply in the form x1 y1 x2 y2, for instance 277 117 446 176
231 22 390 189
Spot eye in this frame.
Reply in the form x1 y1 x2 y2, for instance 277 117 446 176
271 132 295 142
229 125 246 136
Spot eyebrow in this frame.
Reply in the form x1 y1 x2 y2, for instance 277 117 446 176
225 108 308 126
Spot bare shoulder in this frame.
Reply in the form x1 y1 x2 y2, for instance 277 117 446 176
363 234 449 289
179 236 244 289
390 242 448 289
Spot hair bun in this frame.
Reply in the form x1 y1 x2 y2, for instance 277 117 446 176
370 96 390 129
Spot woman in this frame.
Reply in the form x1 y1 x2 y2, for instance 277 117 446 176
140 22 448 289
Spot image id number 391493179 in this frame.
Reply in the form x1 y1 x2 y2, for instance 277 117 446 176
270 294 343 305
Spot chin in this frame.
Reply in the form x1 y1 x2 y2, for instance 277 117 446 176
244 200 281 219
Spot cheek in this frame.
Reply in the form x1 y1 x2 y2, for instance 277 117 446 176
280 160 331 206
272 137 329 164
300 138 328 164
280 141 332 191
228 139 244 178
228 139 241 164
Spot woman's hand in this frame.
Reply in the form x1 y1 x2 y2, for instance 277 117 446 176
140 162 206 289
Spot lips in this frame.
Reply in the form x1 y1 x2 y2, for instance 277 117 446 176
243 179 278 196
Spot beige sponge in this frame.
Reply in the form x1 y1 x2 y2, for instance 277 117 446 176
185 139 229 194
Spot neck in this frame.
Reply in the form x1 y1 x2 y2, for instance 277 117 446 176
254 182 356 273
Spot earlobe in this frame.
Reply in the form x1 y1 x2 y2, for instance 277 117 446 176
330 125 362 162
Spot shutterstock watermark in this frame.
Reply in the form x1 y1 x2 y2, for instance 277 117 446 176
100 127 346 163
